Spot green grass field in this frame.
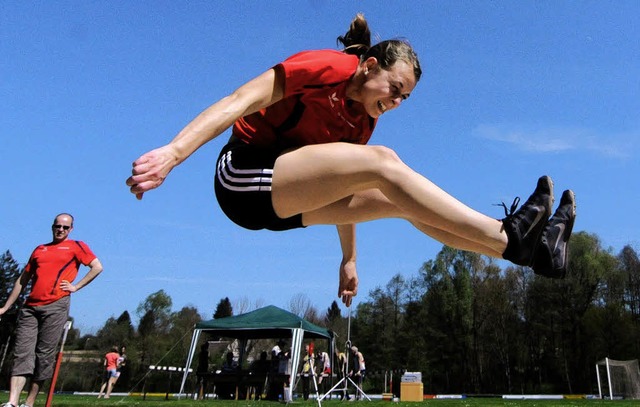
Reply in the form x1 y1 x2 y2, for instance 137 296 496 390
20 395 638 407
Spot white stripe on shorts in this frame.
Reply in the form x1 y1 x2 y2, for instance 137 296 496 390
217 150 273 192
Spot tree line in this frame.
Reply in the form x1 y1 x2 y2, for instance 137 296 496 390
1 230 638 396
352 232 640 395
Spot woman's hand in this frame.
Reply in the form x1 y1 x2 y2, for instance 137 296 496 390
338 259 358 307
126 145 180 200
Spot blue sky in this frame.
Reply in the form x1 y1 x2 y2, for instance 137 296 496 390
1 1 638 334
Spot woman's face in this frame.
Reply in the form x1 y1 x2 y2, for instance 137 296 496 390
356 58 417 118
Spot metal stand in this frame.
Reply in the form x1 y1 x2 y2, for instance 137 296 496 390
319 307 370 402
308 354 322 407
293 347 321 407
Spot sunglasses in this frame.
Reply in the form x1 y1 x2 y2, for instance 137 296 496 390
52 224 71 230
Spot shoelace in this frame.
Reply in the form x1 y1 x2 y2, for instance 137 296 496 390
495 197 520 218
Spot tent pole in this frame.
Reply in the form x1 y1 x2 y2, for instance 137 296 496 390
179 328 201 396
288 328 304 402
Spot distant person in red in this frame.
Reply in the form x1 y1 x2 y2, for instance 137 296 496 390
97 346 121 399
0 213 103 407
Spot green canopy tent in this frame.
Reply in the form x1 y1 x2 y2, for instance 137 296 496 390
178 305 334 400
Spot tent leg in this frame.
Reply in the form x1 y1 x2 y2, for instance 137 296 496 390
179 329 201 395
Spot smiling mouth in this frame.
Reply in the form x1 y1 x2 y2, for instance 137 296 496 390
377 101 387 114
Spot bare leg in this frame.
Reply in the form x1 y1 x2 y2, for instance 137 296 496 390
105 377 115 398
8 375 27 406
105 376 119 398
302 189 503 258
24 379 43 407
98 380 107 398
273 143 507 255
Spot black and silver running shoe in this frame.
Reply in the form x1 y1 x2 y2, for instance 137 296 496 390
532 190 576 279
500 176 554 266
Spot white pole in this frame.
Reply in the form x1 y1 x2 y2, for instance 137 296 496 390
289 328 304 402
384 371 388 393
178 329 201 396
596 362 602 399
606 357 613 400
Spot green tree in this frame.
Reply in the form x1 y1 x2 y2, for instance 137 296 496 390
420 247 477 393
213 297 233 319
94 311 135 351
0 250 27 377
0 250 27 310
136 290 173 370
323 300 348 353
165 306 203 367
619 245 640 319
472 263 522 393
352 288 393 370
116 311 135 339
399 299 428 370
523 232 617 393
325 300 341 324
350 274 408 393
137 290 172 330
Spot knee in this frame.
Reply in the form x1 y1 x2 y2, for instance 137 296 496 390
369 145 401 162
367 145 405 178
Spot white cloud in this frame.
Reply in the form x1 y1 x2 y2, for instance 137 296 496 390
473 124 635 159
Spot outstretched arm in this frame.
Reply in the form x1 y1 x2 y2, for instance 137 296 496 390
60 258 104 293
337 224 358 307
126 68 284 199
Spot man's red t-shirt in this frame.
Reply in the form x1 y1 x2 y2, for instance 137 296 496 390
24 239 97 306
233 49 377 148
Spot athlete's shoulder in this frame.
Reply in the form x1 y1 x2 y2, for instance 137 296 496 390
283 49 358 67
279 49 358 90
286 48 353 58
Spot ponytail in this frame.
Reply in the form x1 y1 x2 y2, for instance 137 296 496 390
337 13 371 58
336 14 422 82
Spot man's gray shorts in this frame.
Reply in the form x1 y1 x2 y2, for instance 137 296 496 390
11 296 70 381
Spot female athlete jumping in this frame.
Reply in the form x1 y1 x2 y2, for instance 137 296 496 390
126 14 576 306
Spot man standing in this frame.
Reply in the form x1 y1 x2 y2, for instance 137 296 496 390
349 346 366 400
195 342 209 400
0 213 103 407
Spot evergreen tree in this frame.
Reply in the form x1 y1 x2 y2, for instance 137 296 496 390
116 311 135 340
0 250 27 309
0 250 27 370
326 300 341 324
213 297 233 319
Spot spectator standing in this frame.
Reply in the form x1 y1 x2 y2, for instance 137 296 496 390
349 345 366 399
300 344 315 400
195 342 209 400
0 213 103 407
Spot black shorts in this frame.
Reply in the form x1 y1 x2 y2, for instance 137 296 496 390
214 140 304 231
